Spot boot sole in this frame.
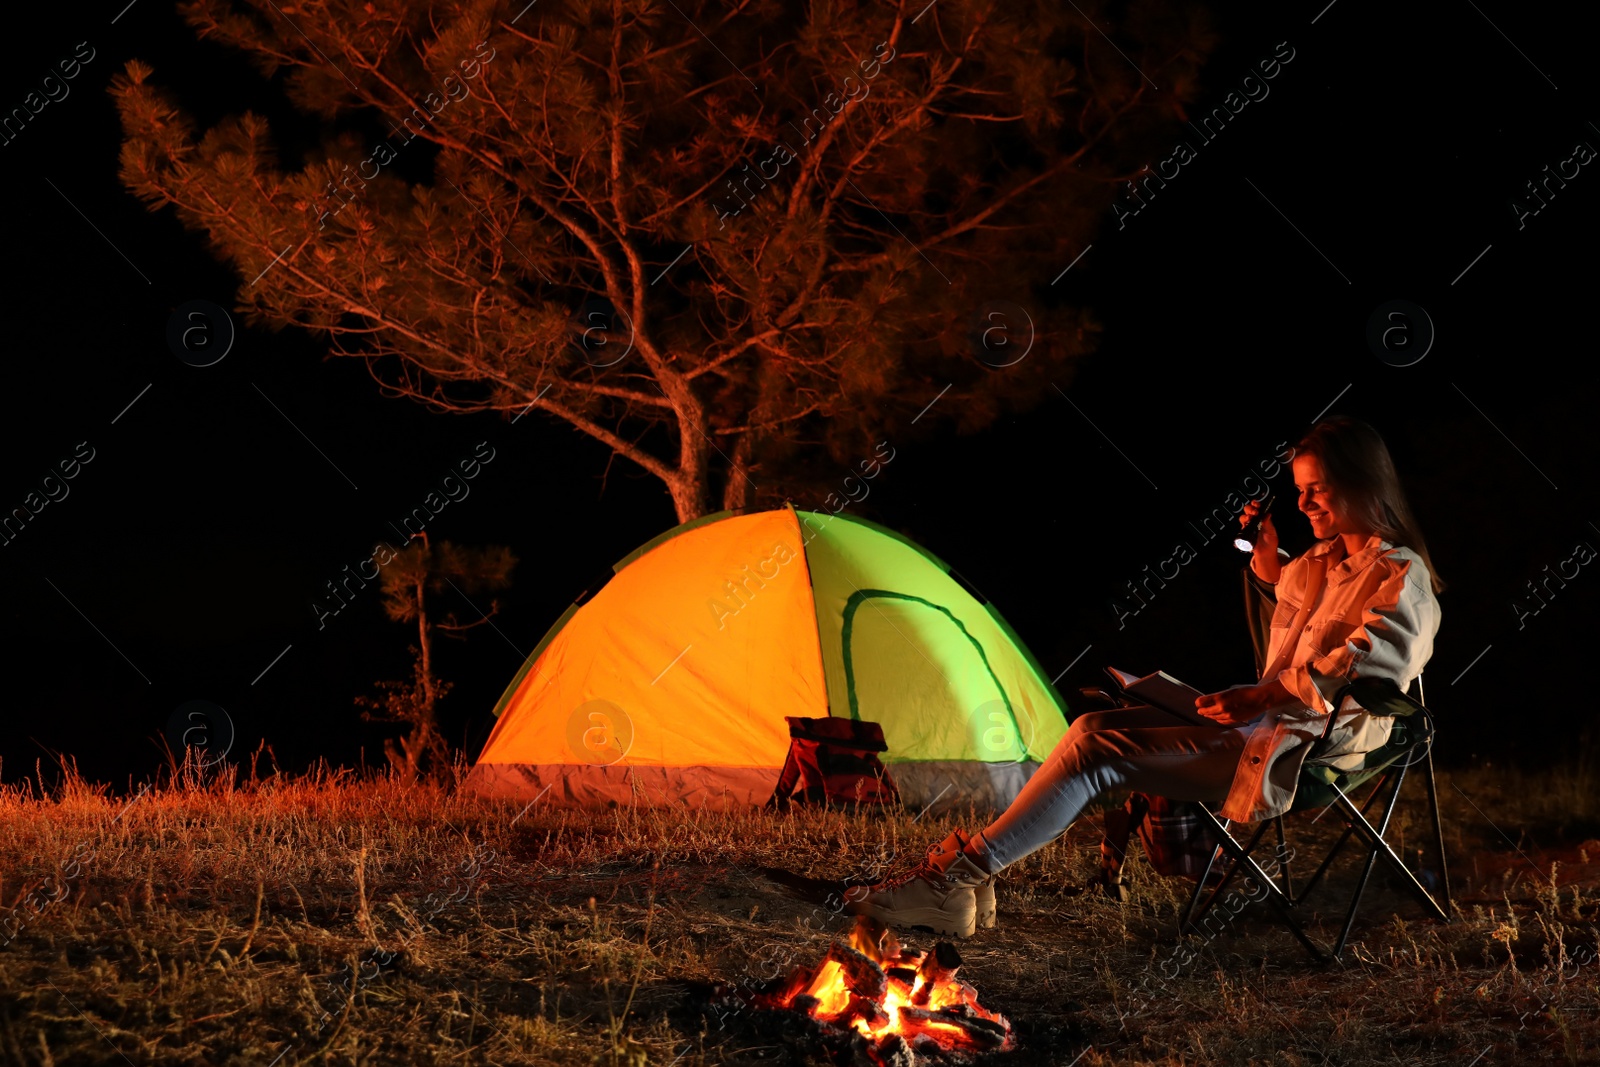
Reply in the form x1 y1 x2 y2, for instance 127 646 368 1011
848 900 976 939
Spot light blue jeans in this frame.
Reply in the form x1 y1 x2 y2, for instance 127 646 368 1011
973 705 1249 871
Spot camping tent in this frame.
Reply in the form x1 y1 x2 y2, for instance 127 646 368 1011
466 505 1070 813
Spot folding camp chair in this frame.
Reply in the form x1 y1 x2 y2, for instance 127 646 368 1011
1177 673 1452 962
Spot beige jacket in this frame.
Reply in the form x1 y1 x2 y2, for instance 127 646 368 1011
1219 535 1441 823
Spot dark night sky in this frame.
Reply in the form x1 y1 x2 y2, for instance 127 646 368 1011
1 1 1595 790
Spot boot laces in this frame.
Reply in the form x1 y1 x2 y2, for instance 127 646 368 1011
865 854 951 893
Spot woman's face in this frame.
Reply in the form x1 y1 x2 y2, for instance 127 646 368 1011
1293 453 1355 540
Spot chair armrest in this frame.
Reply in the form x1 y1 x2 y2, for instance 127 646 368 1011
1318 676 1431 743
1331 676 1424 717
1077 687 1126 709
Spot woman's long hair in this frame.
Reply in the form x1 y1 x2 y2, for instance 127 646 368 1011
1294 417 1444 593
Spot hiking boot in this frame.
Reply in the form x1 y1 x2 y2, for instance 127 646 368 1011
975 879 997 929
845 829 995 938
938 829 997 929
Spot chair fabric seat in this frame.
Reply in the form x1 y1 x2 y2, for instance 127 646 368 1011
1295 739 1404 809
1293 680 1431 806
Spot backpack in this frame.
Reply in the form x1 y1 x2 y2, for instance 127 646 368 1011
765 716 901 810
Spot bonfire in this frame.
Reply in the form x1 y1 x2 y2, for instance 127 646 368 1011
742 916 1015 1065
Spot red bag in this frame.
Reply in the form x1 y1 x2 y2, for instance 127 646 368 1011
766 716 900 809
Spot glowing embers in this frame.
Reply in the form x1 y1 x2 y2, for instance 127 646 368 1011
754 916 1014 1065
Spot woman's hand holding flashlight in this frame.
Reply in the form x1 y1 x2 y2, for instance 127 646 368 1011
1240 498 1281 583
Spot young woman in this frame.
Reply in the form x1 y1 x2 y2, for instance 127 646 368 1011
847 416 1444 938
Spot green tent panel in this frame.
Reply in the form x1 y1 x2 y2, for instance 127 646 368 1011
799 509 1068 811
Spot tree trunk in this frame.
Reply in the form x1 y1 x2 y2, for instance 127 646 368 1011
667 468 709 523
663 377 712 523
721 433 753 513
416 582 437 712
415 533 437 713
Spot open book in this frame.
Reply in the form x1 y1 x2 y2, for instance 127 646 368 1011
1104 667 1217 728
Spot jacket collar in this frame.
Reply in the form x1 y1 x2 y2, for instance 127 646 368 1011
1307 534 1394 584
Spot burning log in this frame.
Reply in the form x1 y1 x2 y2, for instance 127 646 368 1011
910 942 962 1006
875 1033 917 1067
769 961 819 1005
838 992 891 1033
791 993 821 1015
820 942 889 1003
895 1005 1009 1053
885 965 919 986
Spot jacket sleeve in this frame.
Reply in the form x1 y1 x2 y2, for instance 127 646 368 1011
1275 554 1439 713
1242 566 1278 679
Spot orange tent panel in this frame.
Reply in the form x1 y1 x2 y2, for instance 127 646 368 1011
471 509 828 806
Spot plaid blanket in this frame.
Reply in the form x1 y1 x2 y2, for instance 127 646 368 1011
1102 793 1223 882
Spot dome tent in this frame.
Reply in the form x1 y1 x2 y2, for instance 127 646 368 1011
466 505 1070 813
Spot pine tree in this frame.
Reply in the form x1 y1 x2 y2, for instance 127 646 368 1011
113 0 1214 520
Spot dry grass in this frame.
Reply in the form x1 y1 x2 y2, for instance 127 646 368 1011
0 748 1596 1067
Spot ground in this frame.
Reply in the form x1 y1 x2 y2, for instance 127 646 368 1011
0 753 1595 1066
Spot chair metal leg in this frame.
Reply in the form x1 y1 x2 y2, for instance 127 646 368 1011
1183 809 1328 963
1324 763 1449 955
1340 792 1449 920
1423 749 1453 917
1293 771 1392 904
1185 819 1272 933
1332 764 1409 957
1273 816 1294 899
1180 829 1228 932
1294 820 1356 904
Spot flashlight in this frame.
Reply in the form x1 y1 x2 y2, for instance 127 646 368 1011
1234 492 1275 553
